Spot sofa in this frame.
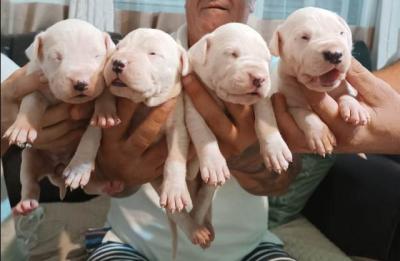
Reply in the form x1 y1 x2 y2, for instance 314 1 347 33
1 32 399 261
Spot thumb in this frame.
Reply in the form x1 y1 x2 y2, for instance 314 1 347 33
346 58 384 105
8 66 47 100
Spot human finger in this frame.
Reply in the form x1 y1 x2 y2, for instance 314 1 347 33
127 98 176 155
69 102 94 121
182 73 237 144
9 68 47 100
301 87 343 127
33 128 85 150
142 137 169 169
41 103 70 127
346 58 386 105
271 93 308 151
102 98 139 142
35 120 87 145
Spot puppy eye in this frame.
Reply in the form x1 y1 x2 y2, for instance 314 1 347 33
149 52 156 56
230 51 239 58
301 35 310 41
55 52 63 61
116 46 120 51
340 31 344 35
95 54 103 59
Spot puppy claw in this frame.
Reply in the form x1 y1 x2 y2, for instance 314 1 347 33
62 162 93 190
13 199 39 216
160 181 191 212
200 153 230 186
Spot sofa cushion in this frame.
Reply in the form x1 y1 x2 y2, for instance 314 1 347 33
271 216 351 261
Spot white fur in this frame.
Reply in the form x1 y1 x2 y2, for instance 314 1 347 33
3 19 112 215
271 7 371 155
94 28 192 213
185 23 292 247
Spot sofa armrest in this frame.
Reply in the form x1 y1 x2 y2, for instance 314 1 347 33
303 154 400 261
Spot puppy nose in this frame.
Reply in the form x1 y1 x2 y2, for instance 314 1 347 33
112 59 125 74
250 74 265 89
323 51 343 65
73 81 88 92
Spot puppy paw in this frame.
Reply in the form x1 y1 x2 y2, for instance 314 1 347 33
13 199 39 216
101 180 125 196
160 182 192 212
63 162 94 190
339 96 370 125
305 126 336 157
190 224 213 249
200 153 230 186
261 136 293 173
3 120 37 148
90 112 121 128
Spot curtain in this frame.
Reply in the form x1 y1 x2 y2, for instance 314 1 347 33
68 0 114 32
2 0 398 69
252 0 399 69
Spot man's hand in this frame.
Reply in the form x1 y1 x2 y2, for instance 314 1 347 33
182 73 257 157
182 73 300 196
96 98 177 188
1 65 93 156
273 58 400 154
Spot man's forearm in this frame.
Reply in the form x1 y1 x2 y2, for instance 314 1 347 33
373 61 400 93
228 144 301 196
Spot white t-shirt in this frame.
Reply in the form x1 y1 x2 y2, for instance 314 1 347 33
1 53 20 82
105 25 282 261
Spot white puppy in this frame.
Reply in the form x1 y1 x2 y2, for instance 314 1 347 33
270 7 370 155
86 28 192 212
89 29 211 256
2 19 113 215
184 22 292 245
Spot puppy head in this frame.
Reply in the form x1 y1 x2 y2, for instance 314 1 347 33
189 23 271 105
26 19 113 104
103 28 189 107
270 7 352 92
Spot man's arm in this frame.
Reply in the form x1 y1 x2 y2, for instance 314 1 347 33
182 74 301 196
373 61 400 93
273 58 400 154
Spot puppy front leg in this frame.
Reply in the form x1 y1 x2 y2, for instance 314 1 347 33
160 95 191 212
190 183 216 229
338 81 371 126
14 149 46 215
3 91 49 148
290 107 336 156
91 88 121 128
184 93 230 186
63 126 101 190
254 99 292 173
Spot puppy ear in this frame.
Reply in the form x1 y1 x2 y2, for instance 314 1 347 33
188 33 213 66
336 15 353 50
25 32 45 63
269 26 282 57
104 32 116 56
178 44 190 76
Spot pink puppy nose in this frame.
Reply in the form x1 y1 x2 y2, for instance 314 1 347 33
249 74 265 88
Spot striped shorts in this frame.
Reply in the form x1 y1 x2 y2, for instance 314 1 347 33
87 234 296 261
